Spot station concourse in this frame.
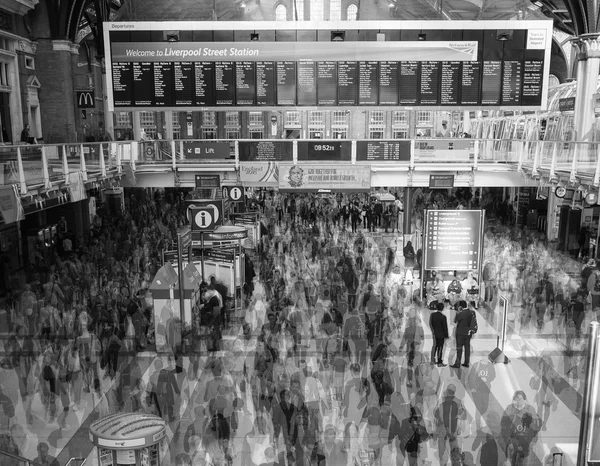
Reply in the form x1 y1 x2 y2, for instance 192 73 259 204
1 1 600 466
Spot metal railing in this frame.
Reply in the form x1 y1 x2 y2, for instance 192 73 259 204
0 446 44 466
1 137 598 195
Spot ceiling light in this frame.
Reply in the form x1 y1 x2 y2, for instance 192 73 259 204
250 33 259 41
418 33 426 41
331 31 345 41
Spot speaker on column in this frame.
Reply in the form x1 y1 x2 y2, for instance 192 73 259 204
488 347 510 364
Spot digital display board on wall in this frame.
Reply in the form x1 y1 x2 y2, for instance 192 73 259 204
423 210 484 271
104 21 552 111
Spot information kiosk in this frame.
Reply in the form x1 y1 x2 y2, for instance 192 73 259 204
89 413 167 466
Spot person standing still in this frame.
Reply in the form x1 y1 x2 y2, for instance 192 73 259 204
451 304 476 368
429 302 449 367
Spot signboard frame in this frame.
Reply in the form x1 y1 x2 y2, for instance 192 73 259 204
103 20 553 112
422 209 485 272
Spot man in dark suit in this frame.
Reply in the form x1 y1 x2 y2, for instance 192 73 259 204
434 385 467 465
451 304 476 368
429 302 449 367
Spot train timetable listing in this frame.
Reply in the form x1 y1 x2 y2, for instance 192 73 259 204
132 62 154 106
235 62 256 105
256 61 276 106
481 60 502 105
460 62 481 105
215 61 235 105
297 60 317 106
501 60 523 105
356 141 411 162
378 62 399 106
174 62 194 106
420 62 441 105
399 62 419 105
440 62 460 105
194 62 215 106
358 61 378 105
317 61 337 106
277 61 296 105
522 57 544 106
337 61 358 105
153 62 174 106
112 62 133 106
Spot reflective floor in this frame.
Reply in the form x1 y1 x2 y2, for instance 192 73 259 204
0 195 592 466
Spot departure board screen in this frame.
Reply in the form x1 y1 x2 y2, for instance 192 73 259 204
132 62 153 106
297 60 317 106
174 62 194 106
256 61 276 106
420 62 441 105
358 62 378 105
338 61 358 105
277 61 296 105
106 22 552 110
356 141 411 162
317 61 337 106
379 62 399 106
236 62 256 105
215 62 235 105
194 62 215 106
399 62 419 105
112 62 133 106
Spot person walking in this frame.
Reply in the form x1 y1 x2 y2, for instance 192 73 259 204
451 304 477 368
429 302 449 367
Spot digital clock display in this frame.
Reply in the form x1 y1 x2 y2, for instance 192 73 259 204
298 141 351 161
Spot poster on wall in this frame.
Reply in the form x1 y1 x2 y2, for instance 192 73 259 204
240 162 279 187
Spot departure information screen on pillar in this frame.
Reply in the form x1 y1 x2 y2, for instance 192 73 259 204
104 21 552 111
424 210 484 271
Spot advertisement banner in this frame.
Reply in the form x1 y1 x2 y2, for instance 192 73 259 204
278 164 371 193
240 162 279 187
414 139 473 162
0 185 25 224
67 172 88 202
111 41 479 63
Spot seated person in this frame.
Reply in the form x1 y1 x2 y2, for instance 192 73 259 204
447 278 463 308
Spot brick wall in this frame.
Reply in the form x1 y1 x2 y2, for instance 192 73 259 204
35 39 77 143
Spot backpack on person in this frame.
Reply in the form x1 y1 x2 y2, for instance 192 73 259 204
470 310 478 334
594 273 600 293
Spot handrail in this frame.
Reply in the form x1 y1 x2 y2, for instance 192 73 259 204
65 457 87 466
0 446 45 466
1 137 598 196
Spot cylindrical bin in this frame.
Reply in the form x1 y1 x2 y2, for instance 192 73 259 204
89 413 167 466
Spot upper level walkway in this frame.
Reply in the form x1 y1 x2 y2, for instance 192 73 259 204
0 137 597 196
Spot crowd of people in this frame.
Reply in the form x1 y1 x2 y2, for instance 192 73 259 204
0 187 590 466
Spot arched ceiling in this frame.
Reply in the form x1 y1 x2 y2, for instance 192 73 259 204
52 0 598 56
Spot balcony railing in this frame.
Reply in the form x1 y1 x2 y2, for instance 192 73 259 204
0 138 598 194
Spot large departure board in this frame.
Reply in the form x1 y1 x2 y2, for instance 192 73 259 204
106 21 553 110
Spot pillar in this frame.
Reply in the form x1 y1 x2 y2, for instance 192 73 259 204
572 35 600 142
403 187 413 242
132 112 142 140
36 39 79 142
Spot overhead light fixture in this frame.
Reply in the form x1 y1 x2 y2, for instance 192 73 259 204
240 1 246 7
388 1 395 7
250 32 259 41
331 31 345 41
418 33 427 41
166 31 180 42
496 30 513 41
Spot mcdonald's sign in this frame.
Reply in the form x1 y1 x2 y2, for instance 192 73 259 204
76 91 95 109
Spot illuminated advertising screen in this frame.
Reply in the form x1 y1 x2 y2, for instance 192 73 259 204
424 210 484 271
104 21 552 111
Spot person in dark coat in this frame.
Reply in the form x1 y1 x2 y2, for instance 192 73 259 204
451 304 476 368
404 242 416 268
429 302 449 366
